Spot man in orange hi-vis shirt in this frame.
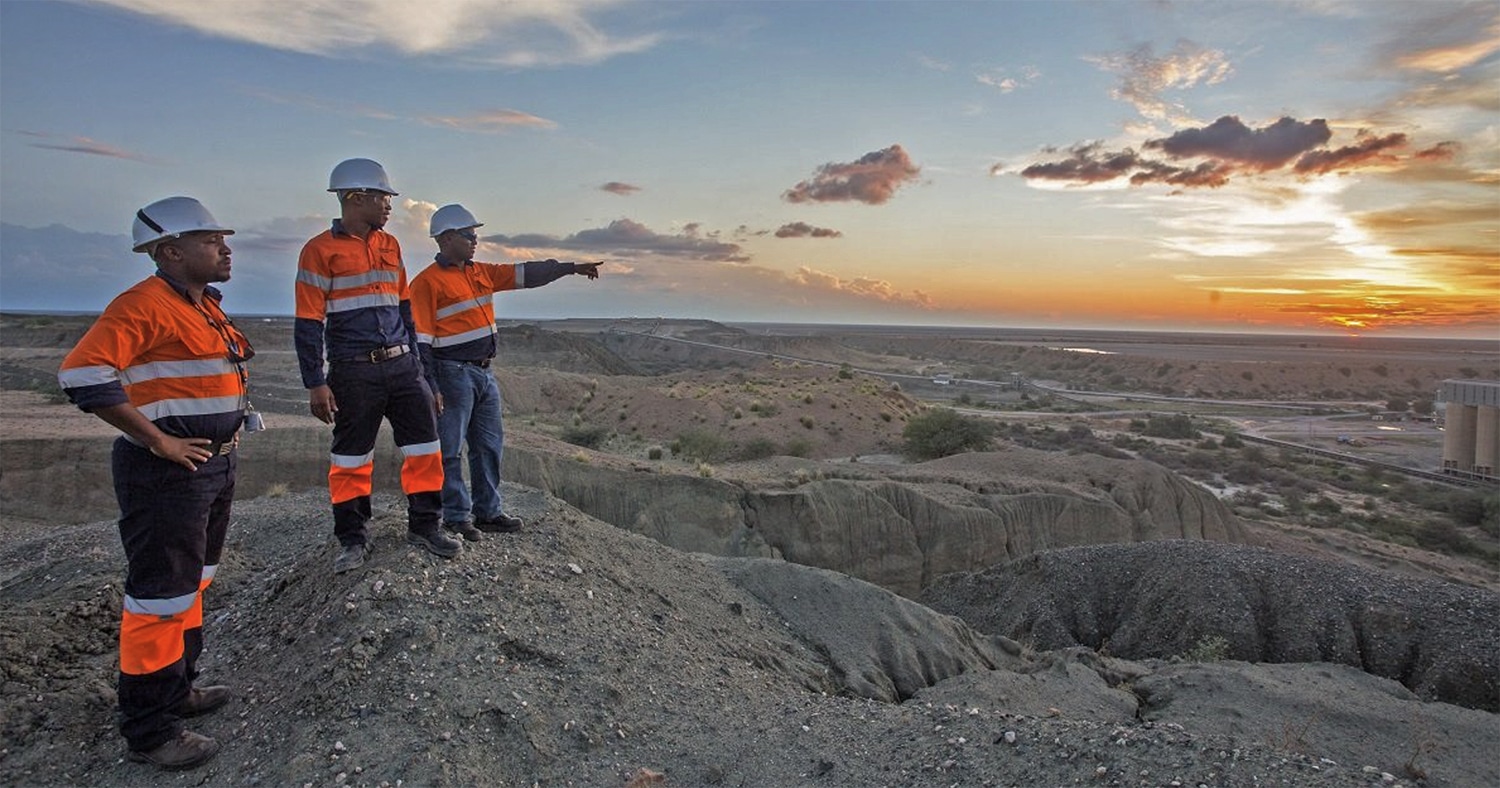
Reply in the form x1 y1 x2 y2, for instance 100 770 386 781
293 158 460 573
410 204 600 540
58 196 252 771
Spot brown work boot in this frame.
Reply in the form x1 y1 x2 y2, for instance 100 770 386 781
407 527 462 558
128 728 221 770
176 685 231 717
444 519 483 542
475 512 524 533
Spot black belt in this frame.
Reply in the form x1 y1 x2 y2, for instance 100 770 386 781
359 345 408 363
439 357 491 368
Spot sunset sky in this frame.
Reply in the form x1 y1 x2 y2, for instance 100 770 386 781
2 0 1497 338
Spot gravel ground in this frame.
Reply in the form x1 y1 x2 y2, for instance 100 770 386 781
4 483 1495 787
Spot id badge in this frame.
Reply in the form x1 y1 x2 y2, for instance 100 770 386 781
245 410 266 433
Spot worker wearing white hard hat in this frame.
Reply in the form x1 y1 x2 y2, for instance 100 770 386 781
60 195 253 771
294 158 459 573
410 203 602 539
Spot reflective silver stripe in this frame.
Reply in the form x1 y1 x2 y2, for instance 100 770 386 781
119 358 236 385
330 270 399 289
296 269 332 289
515 265 527 288
436 295 491 320
399 440 441 457
59 365 119 388
326 293 401 313
124 591 197 616
431 324 497 347
202 564 218 582
137 395 243 420
415 332 434 344
330 450 375 468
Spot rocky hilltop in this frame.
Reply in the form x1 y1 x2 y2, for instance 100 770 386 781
3 489 1497 787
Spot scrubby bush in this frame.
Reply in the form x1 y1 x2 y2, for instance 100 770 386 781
1181 635 1230 662
675 429 728 462
1141 414 1198 439
902 408 996 460
560 423 610 449
735 437 778 461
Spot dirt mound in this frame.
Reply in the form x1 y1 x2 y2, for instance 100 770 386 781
4 488 1498 787
919 540 1500 712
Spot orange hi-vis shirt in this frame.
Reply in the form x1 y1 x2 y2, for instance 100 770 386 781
58 273 248 444
293 222 414 388
409 259 520 356
409 256 576 366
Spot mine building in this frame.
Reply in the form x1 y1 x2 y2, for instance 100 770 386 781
1439 379 1500 481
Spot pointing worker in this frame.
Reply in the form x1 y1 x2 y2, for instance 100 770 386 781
294 158 460 573
410 204 601 539
58 197 251 770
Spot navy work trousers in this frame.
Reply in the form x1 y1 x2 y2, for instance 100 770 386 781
112 438 234 752
326 352 443 545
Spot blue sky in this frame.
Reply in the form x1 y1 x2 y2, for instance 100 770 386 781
2 0 1497 337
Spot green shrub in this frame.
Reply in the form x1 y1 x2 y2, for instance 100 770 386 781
902 408 996 460
560 423 610 449
1181 635 1230 662
1142 414 1198 439
736 437 778 461
675 429 728 462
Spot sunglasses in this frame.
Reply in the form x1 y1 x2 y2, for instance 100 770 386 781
349 191 392 206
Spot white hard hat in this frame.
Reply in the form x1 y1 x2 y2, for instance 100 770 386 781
429 204 484 237
327 158 398 195
131 196 234 254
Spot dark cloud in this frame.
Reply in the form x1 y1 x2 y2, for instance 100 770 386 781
1020 142 1142 184
1128 160 1233 188
774 222 842 239
1019 116 1434 190
485 218 748 263
1294 131 1407 175
783 144 920 205
601 181 641 196
1145 116 1331 169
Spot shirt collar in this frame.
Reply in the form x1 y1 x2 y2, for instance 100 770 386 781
434 251 470 269
154 270 222 304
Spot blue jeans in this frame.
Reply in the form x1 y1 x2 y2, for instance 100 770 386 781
435 360 504 524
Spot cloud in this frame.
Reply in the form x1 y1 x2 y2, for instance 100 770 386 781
1018 116 1432 189
1293 131 1408 175
1086 40 1232 121
1390 9 1500 73
485 218 748 262
774 222 842 239
793 266 933 309
13 130 159 163
601 181 641 196
245 87 557 134
782 145 921 205
1019 142 1146 185
1145 116 1332 170
88 0 662 67
975 65 1040 93
419 109 558 133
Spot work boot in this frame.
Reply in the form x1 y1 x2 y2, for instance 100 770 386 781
333 543 369 574
128 728 220 771
444 519 484 542
407 527 462 558
475 512 524 533
175 684 232 717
